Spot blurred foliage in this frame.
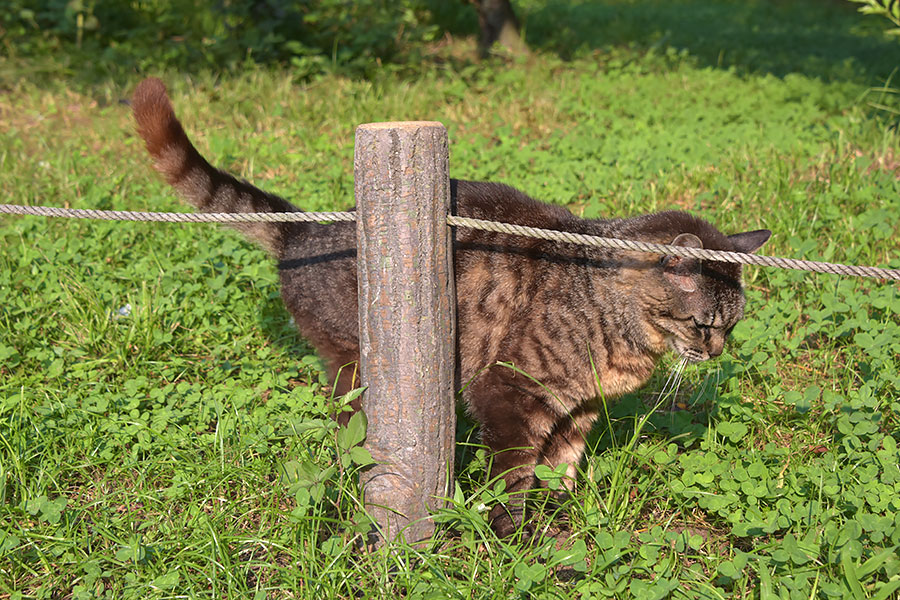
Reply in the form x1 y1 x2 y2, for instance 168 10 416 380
0 0 440 79
2 0 899 87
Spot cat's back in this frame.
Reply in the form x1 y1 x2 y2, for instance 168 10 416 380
277 179 582 273
453 180 579 234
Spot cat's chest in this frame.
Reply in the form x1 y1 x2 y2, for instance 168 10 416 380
590 356 657 400
584 321 663 400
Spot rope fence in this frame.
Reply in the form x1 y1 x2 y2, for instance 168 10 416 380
2 203 898 281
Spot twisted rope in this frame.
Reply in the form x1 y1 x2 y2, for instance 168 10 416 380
2 204 898 281
0 204 355 223
448 216 900 281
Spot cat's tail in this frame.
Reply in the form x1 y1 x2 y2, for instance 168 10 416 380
132 77 298 257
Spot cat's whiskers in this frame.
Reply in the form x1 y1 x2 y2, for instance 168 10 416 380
655 356 688 408
669 357 688 405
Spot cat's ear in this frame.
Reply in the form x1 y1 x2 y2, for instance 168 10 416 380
728 229 771 254
662 233 703 293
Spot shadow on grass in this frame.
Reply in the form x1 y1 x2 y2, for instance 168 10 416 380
255 290 319 366
438 0 898 84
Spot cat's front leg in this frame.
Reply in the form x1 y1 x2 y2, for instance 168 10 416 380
527 407 598 528
538 407 597 500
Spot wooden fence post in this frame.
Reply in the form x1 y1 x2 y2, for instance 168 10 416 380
354 121 456 545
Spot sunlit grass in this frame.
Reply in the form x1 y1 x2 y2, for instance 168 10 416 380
1 2 900 597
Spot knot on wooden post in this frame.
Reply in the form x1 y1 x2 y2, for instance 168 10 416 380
354 121 456 546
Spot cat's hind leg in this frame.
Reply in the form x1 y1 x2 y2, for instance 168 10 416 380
323 355 361 425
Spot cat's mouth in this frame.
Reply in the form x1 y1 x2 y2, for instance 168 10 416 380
668 339 710 363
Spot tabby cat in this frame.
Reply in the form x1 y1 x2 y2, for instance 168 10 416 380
132 78 770 537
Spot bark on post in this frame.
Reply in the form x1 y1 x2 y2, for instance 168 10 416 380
354 122 456 545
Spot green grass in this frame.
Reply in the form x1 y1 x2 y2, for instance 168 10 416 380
2 1 900 598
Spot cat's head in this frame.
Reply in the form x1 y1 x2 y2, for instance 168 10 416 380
639 217 771 363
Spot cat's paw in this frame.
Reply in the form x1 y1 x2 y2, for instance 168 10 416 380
489 504 534 541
